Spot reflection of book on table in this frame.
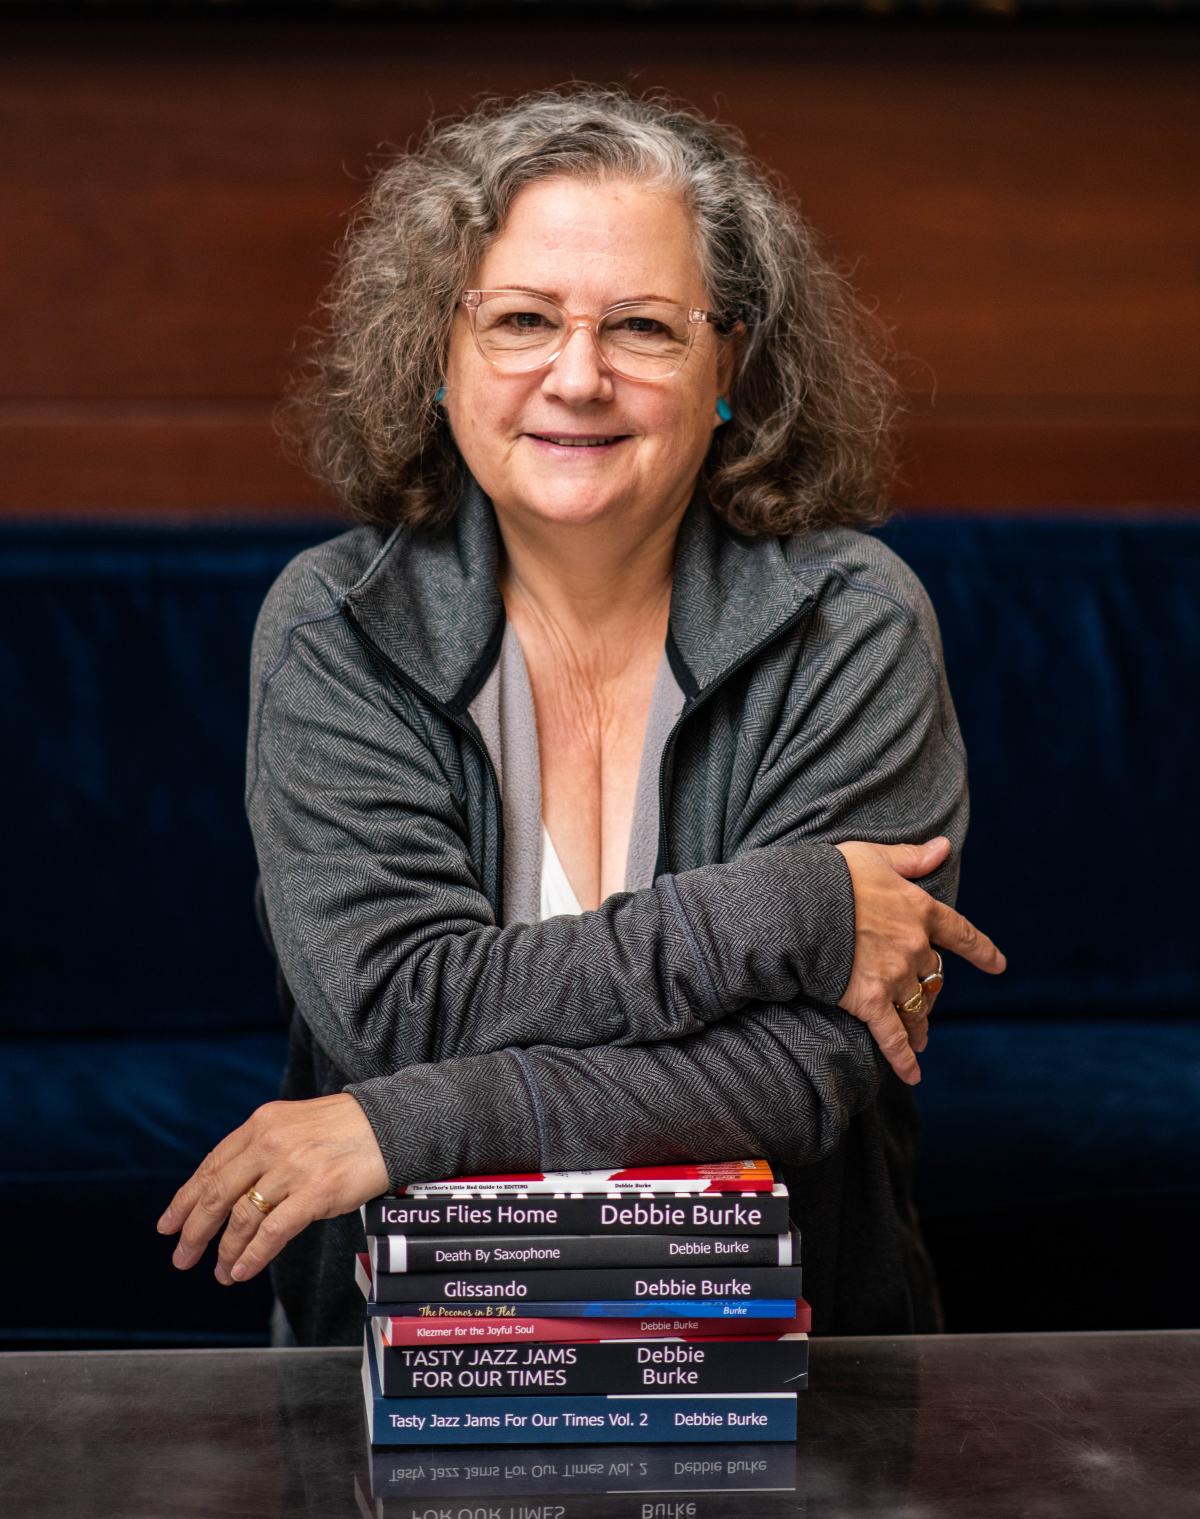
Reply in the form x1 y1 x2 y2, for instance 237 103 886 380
362 1439 800 1497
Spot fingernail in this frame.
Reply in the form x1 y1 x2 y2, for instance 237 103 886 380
231 1262 247 1282
172 1246 189 1268
157 1211 175 1234
214 1265 229 1286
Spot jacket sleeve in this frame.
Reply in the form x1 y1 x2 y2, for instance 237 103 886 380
345 569 969 1183
247 584 854 1084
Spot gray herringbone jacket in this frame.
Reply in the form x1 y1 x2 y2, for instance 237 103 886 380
247 482 967 1344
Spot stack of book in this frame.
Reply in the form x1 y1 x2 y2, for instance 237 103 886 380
357 1159 809 1447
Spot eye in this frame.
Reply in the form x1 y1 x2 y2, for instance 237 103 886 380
502 310 552 331
616 316 667 335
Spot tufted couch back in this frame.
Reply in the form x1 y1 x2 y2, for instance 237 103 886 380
2 515 1197 1342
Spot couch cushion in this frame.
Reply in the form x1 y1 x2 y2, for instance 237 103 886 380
0 1032 286 1343
916 1017 1200 1330
881 517 1200 1019
2 526 328 1036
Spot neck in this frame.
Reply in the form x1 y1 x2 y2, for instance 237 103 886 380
495 494 688 680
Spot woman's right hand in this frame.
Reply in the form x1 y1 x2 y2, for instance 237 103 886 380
834 836 1006 1085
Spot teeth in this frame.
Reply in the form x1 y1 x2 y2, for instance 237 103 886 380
540 436 617 447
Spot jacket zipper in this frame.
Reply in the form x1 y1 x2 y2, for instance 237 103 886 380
654 599 815 880
342 605 508 924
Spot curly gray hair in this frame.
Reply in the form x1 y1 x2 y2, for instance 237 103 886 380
279 84 904 536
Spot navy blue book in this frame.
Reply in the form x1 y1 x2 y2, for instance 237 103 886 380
362 1331 799 1447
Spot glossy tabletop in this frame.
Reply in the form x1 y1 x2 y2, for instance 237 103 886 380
1 1332 1196 1518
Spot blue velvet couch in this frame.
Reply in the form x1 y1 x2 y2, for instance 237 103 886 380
3 515 1196 1346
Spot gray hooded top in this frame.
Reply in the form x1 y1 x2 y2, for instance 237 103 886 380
247 480 967 1343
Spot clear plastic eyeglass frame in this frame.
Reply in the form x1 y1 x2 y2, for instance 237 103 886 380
460 288 727 381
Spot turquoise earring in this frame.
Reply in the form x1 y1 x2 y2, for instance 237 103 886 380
716 396 733 423
435 385 446 403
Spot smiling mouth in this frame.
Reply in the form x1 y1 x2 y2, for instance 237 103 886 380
529 434 628 447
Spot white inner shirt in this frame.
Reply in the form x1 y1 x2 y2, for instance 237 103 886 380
540 824 584 919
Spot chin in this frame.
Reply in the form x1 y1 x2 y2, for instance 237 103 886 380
510 477 633 529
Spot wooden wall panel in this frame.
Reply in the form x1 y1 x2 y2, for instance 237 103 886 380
1 17 1196 518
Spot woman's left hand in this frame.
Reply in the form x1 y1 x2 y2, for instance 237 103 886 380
157 1093 389 1285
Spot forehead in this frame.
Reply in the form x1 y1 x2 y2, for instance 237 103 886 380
473 175 705 302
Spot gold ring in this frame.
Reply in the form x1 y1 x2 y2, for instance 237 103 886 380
896 988 927 1019
244 1187 274 1216
919 952 945 999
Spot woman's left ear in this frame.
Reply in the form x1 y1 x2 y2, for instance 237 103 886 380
715 396 733 424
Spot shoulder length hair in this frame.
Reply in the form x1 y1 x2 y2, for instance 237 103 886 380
278 84 905 537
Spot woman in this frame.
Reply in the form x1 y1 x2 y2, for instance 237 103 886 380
158 86 1004 1342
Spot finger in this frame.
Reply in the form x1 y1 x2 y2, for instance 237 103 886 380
158 1123 253 1236
227 1193 317 1283
892 992 930 1054
171 1149 266 1270
929 901 1007 974
215 1188 282 1285
874 836 951 880
864 1003 921 1086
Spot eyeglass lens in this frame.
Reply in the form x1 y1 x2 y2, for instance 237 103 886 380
471 293 694 379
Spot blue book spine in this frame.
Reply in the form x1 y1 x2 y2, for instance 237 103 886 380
364 1331 798 1446
372 1299 798 1320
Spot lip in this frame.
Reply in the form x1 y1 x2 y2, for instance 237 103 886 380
524 431 632 455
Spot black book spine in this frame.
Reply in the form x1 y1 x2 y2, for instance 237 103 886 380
363 1191 790 1237
376 1333 809 1399
371 1264 804 1305
374 1230 794 1273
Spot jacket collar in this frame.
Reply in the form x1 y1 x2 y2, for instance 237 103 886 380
343 475 813 712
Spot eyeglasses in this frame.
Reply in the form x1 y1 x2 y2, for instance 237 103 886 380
461 288 729 382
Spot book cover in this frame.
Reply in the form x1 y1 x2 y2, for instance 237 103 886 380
371 1316 809 1397
368 1261 805 1307
357 1250 799 1320
362 1331 799 1446
371 1306 810 1345
370 1228 796 1274
362 1184 791 1238
396 1160 775 1196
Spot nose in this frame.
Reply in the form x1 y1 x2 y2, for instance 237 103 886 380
541 322 614 405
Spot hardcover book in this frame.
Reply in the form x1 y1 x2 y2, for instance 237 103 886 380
370 1315 809 1397
362 1184 791 1239
370 1305 810 1346
369 1228 795 1274
396 1160 776 1195
357 1249 799 1320
361 1330 799 1446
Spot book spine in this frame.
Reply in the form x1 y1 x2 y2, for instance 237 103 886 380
366 1391 799 1447
371 1299 799 1320
374 1229 794 1273
377 1309 810 1344
402 1161 774 1195
363 1189 790 1237
376 1331 809 1398
371 1263 804 1305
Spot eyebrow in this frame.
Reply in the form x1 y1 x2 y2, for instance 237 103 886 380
484 284 685 305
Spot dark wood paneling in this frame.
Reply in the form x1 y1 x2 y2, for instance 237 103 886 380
1 17 1196 516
